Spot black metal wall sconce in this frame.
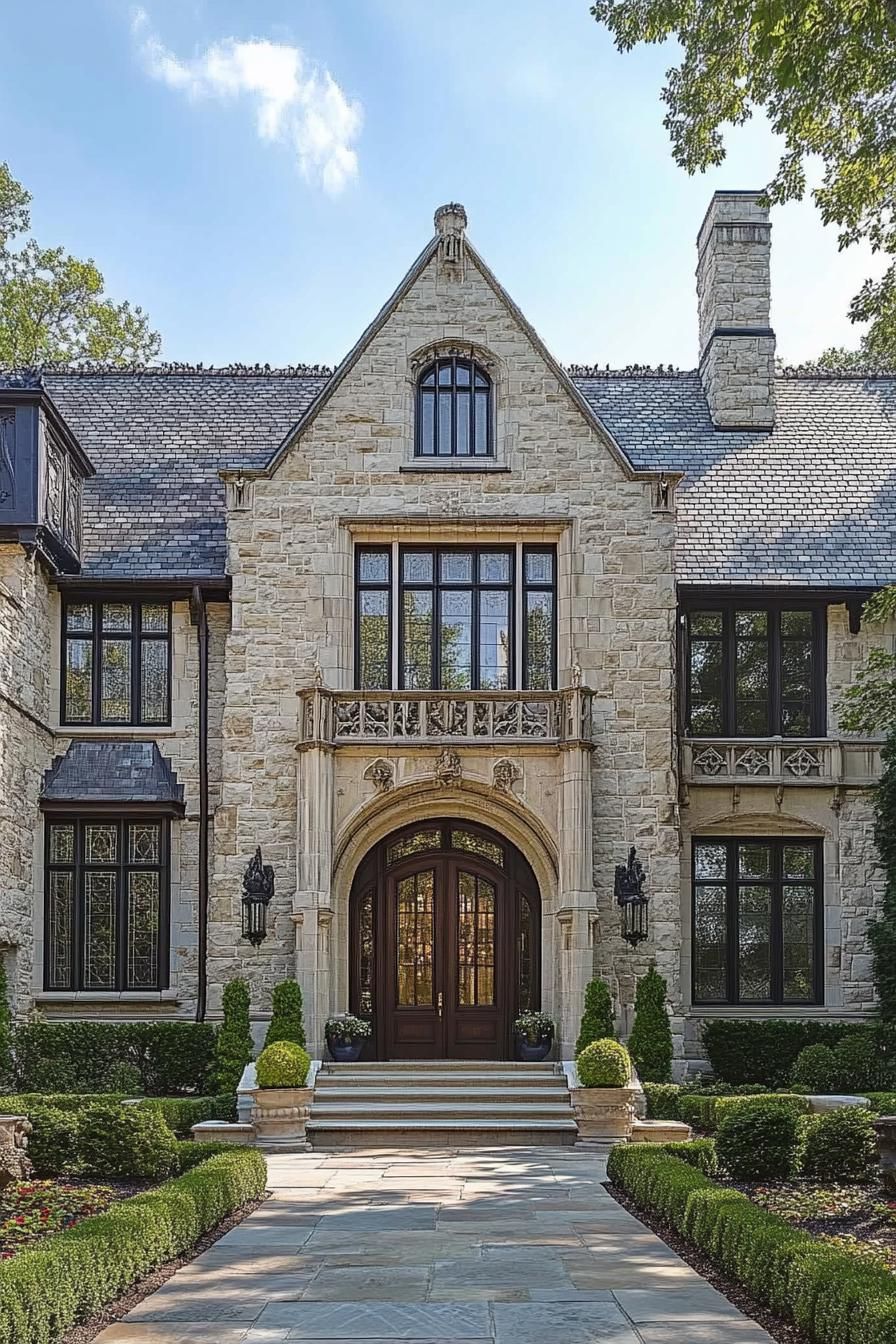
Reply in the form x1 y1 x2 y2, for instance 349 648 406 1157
615 845 649 947
241 847 274 946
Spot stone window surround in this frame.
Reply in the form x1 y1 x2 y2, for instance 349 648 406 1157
338 518 574 693
679 816 849 1014
403 339 509 471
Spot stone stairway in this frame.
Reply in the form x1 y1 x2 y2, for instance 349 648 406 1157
306 1059 579 1147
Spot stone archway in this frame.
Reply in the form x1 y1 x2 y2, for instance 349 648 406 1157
347 818 542 1060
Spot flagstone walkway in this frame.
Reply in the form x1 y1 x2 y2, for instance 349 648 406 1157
95 1147 773 1343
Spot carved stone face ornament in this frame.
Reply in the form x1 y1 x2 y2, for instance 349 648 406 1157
364 758 394 793
492 758 521 795
434 747 462 787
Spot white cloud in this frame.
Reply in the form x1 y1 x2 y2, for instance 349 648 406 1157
131 8 362 195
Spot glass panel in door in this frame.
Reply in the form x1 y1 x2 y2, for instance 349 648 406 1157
396 869 434 1006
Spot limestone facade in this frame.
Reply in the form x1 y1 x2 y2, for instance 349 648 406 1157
0 195 892 1073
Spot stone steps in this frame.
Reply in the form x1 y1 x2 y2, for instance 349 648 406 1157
308 1060 578 1148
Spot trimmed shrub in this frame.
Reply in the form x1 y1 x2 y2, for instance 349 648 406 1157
0 1148 266 1343
77 1102 179 1181
834 1031 888 1093
25 1104 82 1177
716 1098 804 1180
575 978 615 1055
865 1091 896 1115
264 979 306 1049
12 1021 214 1096
660 1138 718 1176
577 1038 631 1088
792 1043 838 1093
175 1139 246 1173
643 1082 681 1120
677 1091 811 1135
137 1094 236 1135
607 1145 896 1344
213 979 254 1095
628 967 672 1083
256 1041 310 1089
702 1019 870 1087
801 1106 878 1183
0 962 12 1092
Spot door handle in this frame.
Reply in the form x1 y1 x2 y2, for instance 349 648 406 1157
437 992 443 1018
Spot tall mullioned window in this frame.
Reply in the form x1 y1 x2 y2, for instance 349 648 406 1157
62 600 171 726
44 818 169 992
355 545 557 691
692 837 822 1006
685 603 824 737
416 357 492 457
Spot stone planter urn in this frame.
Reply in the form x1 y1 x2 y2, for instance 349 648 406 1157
249 1087 314 1149
873 1116 896 1194
0 1115 32 1190
570 1087 640 1143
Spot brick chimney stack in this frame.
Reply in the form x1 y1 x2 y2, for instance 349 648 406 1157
696 191 776 429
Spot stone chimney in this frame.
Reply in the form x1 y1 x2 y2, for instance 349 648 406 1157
696 191 775 429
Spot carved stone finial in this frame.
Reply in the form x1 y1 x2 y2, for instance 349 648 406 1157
313 662 324 688
493 758 521 795
364 758 394 793
571 661 582 688
434 203 467 279
434 747 462 787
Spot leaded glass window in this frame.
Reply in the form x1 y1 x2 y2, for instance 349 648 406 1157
354 545 557 691
416 357 492 457
62 600 171 726
692 837 821 1006
44 818 168 991
684 604 823 738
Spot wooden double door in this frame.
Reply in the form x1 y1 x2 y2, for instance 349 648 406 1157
349 821 540 1060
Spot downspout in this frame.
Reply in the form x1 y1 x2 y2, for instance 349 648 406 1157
191 585 209 1022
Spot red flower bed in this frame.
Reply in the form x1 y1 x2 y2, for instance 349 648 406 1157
0 1180 116 1257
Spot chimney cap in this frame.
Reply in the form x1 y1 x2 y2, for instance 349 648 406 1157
434 203 468 236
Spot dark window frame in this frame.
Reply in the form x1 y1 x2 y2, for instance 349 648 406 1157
681 599 827 738
691 835 824 1007
61 598 172 727
399 545 516 691
415 356 493 458
44 815 171 992
354 547 392 691
522 545 558 691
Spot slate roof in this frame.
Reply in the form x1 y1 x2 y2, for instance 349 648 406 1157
577 374 896 587
4 366 895 587
40 741 184 808
44 370 328 579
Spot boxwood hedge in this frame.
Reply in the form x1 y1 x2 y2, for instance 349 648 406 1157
0 1148 266 1344
607 1144 896 1344
677 1091 811 1134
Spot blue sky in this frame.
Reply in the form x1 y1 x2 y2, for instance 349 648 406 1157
2 0 881 368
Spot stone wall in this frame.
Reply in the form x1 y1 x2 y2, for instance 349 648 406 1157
212 238 680 1054
0 546 55 1017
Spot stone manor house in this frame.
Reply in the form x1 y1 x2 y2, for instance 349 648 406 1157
1 192 893 1070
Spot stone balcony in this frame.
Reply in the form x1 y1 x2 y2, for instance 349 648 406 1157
681 737 883 788
298 687 594 748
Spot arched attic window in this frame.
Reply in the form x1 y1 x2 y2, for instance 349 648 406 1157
416 356 492 458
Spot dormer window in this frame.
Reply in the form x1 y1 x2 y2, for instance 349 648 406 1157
416 357 492 458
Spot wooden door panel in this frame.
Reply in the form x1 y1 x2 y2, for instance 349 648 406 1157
445 861 505 1059
385 864 444 1058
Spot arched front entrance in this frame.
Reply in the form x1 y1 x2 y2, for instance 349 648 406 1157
349 820 541 1060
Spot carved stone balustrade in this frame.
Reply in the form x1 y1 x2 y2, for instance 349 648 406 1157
298 688 594 748
682 737 883 788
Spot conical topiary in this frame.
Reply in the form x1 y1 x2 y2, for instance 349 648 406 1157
212 978 254 1093
575 978 615 1056
264 979 306 1049
627 966 673 1083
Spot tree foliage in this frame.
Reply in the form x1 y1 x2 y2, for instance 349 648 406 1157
264 979 306 1049
212 979 254 1094
627 965 673 1082
590 1 896 360
838 587 896 735
575 977 616 1055
0 162 160 368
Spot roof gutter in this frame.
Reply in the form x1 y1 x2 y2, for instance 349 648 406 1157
190 585 210 1023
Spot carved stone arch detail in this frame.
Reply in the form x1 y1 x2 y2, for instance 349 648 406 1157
691 807 830 839
407 338 503 385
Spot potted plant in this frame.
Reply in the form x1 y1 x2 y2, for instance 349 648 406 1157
513 1010 555 1061
570 1038 639 1143
249 1040 313 1148
325 1014 372 1062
